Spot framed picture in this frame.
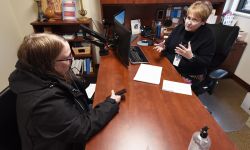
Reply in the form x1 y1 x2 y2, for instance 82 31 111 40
156 9 165 20
131 19 141 34
236 0 250 14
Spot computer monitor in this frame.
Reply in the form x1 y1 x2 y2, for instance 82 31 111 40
114 9 125 25
113 17 131 67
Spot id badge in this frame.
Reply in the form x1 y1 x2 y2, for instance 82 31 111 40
173 54 182 67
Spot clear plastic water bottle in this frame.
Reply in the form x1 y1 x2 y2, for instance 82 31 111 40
188 126 211 150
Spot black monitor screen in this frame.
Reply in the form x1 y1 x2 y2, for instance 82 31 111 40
114 10 125 25
114 19 131 67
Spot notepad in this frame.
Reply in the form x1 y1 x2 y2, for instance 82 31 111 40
133 64 162 84
162 80 192 95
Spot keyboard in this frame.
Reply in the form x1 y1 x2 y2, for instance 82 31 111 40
129 46 149 64
130 34 138 42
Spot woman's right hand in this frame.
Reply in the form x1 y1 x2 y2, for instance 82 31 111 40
110 90 121 103
153 40 165 52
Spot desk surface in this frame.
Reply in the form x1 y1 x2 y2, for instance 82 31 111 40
86 45 237 150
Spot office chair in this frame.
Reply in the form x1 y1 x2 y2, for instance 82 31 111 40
0 87 21 150
195 24 240 95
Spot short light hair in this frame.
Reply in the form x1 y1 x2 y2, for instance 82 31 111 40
17 33 67 74
187 1 211 22
202 0 213 14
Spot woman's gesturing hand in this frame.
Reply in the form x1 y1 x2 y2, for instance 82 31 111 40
153 40 165 52
175 41 194 59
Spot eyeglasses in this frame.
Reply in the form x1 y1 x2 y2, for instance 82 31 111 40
56 54 74 62
184 16 202 24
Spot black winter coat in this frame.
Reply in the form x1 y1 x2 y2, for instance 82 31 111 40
163 24 216 76
8 61 119 150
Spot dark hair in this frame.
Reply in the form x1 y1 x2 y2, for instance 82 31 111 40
17 33 67 74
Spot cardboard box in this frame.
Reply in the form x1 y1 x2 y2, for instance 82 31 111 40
72 46 91 57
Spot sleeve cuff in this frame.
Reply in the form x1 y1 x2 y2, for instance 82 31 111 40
189 54 196 62
106 98 117 104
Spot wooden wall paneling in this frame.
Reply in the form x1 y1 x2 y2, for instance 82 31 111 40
220 41 247 74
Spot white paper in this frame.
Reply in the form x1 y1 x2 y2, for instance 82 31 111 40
162 80 192 95
133 64 162 84
85 83 96 99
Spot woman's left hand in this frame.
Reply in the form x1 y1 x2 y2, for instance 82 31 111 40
175 41 193 59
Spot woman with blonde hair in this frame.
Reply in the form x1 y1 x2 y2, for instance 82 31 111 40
154 1 216 93
202 0 213 14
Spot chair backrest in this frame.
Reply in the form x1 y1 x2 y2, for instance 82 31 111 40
206 24 239 69
0 87 21 150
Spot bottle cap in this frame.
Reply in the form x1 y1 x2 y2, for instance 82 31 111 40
200 126 209 138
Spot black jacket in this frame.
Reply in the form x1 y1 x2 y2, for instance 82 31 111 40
163 24 216 76
8 61 119 150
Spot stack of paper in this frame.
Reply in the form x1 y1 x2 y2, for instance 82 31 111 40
133 64 162 85
162 80 192 95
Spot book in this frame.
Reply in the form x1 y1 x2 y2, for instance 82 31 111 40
170 7 182 18
62 0 76 21
85 58 91 74
71 59 83 74
166 7 172 18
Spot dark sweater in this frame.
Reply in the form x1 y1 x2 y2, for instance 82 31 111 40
163 24 216 76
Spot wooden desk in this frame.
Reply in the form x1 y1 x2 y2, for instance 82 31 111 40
86 46 237 150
